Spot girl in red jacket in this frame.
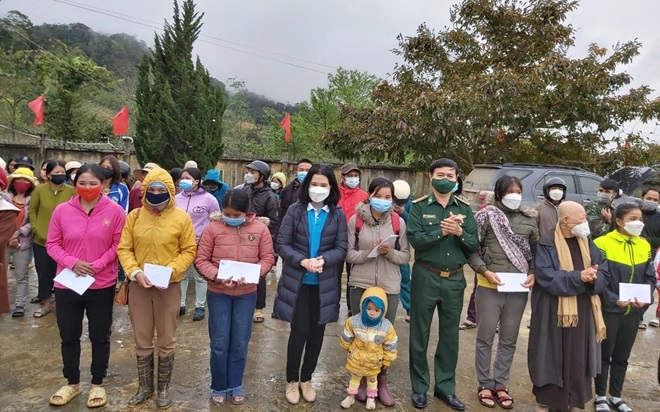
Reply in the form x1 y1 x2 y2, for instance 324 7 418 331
195 189 274 406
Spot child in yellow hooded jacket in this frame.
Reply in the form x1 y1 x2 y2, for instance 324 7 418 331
339 287 398 410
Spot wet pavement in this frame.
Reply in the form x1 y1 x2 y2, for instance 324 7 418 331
1 264 659 412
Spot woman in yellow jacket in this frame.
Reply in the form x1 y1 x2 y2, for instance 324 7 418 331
117 167 197 409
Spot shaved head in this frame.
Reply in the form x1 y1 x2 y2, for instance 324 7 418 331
558 201 585 219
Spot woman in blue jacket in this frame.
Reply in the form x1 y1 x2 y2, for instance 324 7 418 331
100 155 129 213
273 164 348 405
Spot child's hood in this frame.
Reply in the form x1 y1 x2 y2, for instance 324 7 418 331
359 286 388 313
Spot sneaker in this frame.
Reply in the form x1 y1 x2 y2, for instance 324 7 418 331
285 382 300 405
179 306 186 316
192 308 205 321
300 381 316 403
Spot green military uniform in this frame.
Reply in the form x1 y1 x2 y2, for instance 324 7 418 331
585 199 617 239
407 192 479 396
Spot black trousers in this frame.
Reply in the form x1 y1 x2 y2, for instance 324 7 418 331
256 276 267 310
34 243 58 300
55 286 115 385
286 284 326 382
595 311 640 397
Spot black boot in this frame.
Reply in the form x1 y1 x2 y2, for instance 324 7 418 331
156 354 175 409
128 353 154 407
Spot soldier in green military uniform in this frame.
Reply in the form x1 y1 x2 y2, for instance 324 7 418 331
407 158 478 410
585 179 620 239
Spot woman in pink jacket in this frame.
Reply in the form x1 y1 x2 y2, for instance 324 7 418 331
196 189 274 406
45 163 127 408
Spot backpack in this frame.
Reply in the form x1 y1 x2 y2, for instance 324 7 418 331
354 214 401 251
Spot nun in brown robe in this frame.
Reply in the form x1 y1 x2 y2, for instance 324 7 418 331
528 203 609 411
0 168 20 314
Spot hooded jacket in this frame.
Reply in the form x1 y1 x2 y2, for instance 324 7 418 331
202 169 229 208
117 168 197 284
594 229 656 314
273 201 348 325
469 201 539 290
338 184 368 223
196 212 274 296
47 195 126 290
339 287 398 376
641 207 660 253
346 203 411 294
241 183 279 241
2 192 32 251
175 187 220 242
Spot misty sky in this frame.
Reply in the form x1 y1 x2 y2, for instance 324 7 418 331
4 0 660 134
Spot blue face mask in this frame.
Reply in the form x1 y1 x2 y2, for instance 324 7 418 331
179 179 194 192
223 215 246 227
451 182 459 193
345 177 360 189
296 171 308 183
370 197 392 213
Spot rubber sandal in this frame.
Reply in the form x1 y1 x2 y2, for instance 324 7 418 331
231 387 247 405
649 318 660 327
477 387 495 408
253 311 265 323
494 387 514 409
12 306 25 318
33 307 52 318
405 315 411 323
609 398 633 412
594 398 609 412
49 385 82 406
210 390 227 406
638 322 647 330
87 386 107 408
30 297 42 304
459 319 477 330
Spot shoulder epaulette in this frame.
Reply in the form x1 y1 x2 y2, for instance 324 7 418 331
413 195 429 204
455 195 470 205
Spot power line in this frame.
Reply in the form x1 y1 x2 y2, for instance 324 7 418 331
54 0 338 71
51 0 335 75
4 25 136 103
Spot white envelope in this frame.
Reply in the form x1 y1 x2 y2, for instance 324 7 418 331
619 283 652 304
143 263 173 288
54 268 95 295
367 235 398 258
496 272 529 293
217 260 262 284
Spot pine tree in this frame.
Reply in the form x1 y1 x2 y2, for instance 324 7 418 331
135 0 224 170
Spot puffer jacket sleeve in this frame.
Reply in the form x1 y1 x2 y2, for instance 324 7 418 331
346 214 371 264
319 207 348 266
277 204 307 266
384 217 411 265
257 222 275 276
117 208 141 275
195 223 218 282
168 212 197 282
381 324 398 367
339 317 354 352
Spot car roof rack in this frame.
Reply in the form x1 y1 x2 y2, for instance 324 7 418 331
474 163 587 172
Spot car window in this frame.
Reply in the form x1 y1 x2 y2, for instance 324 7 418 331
534 173 577 193
504 170 532 181
579 176 602 195
464 168 498 188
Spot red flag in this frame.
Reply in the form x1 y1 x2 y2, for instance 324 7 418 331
28 95 45 126
280 113 291 142
113 106 129 135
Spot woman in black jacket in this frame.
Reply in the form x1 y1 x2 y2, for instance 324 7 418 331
273 164 348 405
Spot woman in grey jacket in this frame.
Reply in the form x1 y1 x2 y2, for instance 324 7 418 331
468 175 539 409
345 176 410 406
273 164 348 405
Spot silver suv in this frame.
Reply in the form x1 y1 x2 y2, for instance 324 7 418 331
462 163 605 211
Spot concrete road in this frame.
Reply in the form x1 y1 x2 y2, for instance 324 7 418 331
1 266 659 412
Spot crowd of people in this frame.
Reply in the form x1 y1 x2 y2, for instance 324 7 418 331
0 153 659 411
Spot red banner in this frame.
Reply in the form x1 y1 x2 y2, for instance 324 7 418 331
280 113 291 142
27 95 45 126
113 106 129 136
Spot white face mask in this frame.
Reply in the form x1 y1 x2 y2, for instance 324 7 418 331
70 173 76 182
622 220 644 237
570 221 591 238
244 173 256 185
309 186 330 203
548 189 564 202
502 193 522 210
270 181 281 190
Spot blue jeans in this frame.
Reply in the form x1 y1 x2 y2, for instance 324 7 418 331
207 291 256 392
400 263 411 314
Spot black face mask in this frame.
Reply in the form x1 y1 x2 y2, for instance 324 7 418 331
102 168 114 180
50 174 67 185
